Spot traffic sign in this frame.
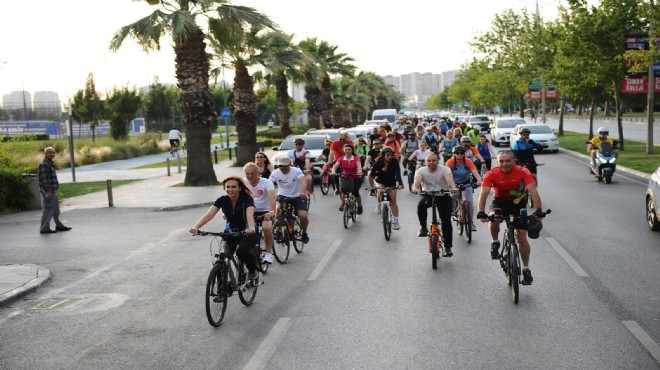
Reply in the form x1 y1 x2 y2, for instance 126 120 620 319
221 108 232 118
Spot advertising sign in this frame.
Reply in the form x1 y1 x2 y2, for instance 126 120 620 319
623 35 660 93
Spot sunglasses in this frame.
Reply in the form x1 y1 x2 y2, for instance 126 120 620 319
255 156 265 159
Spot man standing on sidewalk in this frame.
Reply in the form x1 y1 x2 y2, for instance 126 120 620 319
38 147 71 234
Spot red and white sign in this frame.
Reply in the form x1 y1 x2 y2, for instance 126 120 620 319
622 76 660 93
528 89 558 99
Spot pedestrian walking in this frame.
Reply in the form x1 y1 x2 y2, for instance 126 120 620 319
38 147 72 234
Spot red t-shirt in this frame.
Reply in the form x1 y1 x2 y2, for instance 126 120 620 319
336 155 361 178
330 139 354 161
482 165 535 201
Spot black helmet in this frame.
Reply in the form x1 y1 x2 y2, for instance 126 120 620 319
293 138 305 145
381 146 395 154
452 145 466 154
519 127 531 135
527 220 543 239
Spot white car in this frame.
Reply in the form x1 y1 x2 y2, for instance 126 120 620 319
509 124 559 153
271 134 328 178
490 117 527 147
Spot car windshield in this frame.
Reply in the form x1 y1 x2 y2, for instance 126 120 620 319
472 116 489 122
526 125 553 134
280 136 327 150
498 120 524 128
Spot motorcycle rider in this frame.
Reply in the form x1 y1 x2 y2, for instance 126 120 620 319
587 127 615 170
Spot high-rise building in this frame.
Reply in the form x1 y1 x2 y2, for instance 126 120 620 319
33 91 61 121
381 70 460 109
2 91 32 120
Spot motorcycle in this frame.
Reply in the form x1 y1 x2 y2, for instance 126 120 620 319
585 140 618 184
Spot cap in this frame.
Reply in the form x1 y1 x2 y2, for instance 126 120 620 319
277 157 292 166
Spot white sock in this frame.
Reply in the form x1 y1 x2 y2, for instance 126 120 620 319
393 216 399 222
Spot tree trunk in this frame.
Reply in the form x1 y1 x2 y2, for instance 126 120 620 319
613 83 625 150
558 96 565 136
174 27 217 186
519 94 525 118
588 99 596 139
320 76 334 128
305 84 322 129
233 62 258 166
275 72 292 138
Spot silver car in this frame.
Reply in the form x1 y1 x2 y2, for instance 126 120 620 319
491 117 526 147
646 166 660 231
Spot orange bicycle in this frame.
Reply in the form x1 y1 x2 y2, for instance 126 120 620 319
421 189 451 269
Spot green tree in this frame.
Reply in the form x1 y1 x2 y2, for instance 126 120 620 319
143 78 174 132
71 73 107 143
108 86 142 140
255 86 277 125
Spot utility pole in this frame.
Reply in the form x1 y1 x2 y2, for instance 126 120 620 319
646 0 655 154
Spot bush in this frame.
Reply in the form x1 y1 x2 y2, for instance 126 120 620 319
0 151 31 212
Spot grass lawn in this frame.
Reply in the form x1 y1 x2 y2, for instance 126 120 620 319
558 130 660 174
131 150 231 169
58 179 141 200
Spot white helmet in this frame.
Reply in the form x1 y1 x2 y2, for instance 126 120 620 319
472 125 481 131
597 127 609 138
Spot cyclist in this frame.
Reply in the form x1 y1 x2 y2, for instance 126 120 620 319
369 146 404 230
269 156 310 244
476 135 496 171
476 150 543 285
421 126 440 152
412 152 458 256
331 144 364 214
287 138 313 195
587 127 615 169
168 127 182 155
466 124 482 144
460 137 485 169
243 163 276 264
512 127 542 183
190 176 260 280
439 130 459 163
254 151 274 179
408 140 433 170
401 131 420 176
445 146 482 232
328 131 354 195
354 136 370 167
383 132 401 157
365 139 383 196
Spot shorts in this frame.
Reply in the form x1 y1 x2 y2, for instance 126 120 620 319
276 195 308 213
169 139 180 147
489 198 528 230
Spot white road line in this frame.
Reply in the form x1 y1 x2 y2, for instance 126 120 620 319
545 237 589 277
307 239 342 281
623 321 660 364
243 317 292 370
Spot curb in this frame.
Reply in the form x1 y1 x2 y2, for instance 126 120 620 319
557 148 651 181
158 202 214 212
0 264 52 306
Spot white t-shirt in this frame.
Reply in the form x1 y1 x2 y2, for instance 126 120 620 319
168 129 181 140
269 167 304 197
243 177 274 212
415 165 452 192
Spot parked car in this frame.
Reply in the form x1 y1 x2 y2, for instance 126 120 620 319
465 115 492 133
304 128 357 142
509 123 559 153
646 165 660 231
271 134 328 179
490 117 527 147
344 126 370 140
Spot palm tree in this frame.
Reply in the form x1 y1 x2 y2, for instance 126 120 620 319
110 0 275 185
299 38 356 128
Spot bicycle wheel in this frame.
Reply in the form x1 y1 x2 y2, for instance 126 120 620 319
456 205 464 236
382 203 391 241
272 219 290 264
238 261 258 306
463 203 472 244
258 232 269 274
408 172 414 192
205 263 228 327
306 194 311 212
351 197 357 222
343 200 350 229
320 173 329 195
431 234 439 270
291 218 305 253
511 242 520 304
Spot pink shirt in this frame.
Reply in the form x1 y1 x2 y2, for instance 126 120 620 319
337 155 361 178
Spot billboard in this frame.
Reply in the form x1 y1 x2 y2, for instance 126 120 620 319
623 35 660 94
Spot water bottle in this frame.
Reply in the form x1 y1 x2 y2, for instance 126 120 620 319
224 221 231 232
520 208 528 227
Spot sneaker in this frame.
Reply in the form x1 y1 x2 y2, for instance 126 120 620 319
392 221 401 230
261 252 273 264
248 270 259 281
369 189 376 197
443 246 453 257
374 205 381 214
301 233 310 244
339 205 344 211
357 206 363 215
522 269 533 285
490 241 500 259
471 224 477 232
417 227 428 237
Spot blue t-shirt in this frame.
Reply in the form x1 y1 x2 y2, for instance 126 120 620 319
213 193 255 231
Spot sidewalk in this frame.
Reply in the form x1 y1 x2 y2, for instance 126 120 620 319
0 149 275 305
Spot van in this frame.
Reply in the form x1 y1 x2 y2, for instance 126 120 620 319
371 109 397 125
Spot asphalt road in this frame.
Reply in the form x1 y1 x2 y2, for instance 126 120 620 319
541 116 660 143
1 151 659 369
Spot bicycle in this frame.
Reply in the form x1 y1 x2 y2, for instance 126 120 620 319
405 160 417 192
484 208 551 304
272 197 305 263
196 230 262 326
339 174 362 229
319 161 336 195
366 186 398 241
452 183 479 244
170 141 181 158
254 214 271 274
420 190 451 269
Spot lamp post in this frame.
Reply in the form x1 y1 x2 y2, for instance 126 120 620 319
646 0 655 154
67 99 76 182
541 74 546 123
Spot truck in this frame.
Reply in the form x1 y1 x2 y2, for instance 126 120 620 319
371 109 398 125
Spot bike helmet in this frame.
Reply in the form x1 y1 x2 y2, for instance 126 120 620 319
472 125 481 131
460 136 472 143
293 138 305 145
380 146 395 154
527 219 543 239
597 127 609 138
452 145 466 154
519 127 531 135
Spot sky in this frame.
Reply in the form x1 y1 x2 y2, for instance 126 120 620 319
0 0 565 103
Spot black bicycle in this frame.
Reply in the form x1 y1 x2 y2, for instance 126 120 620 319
420 190 451 269
254 214 271 274
197 230 261 327
484 209 550 304
452 183 479 244
272 197 305 264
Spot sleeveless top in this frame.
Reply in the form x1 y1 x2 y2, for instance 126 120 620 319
476 142 491 159
259 165 271 179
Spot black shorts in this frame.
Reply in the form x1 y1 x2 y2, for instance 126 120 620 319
169 139 180 147
276 195 308 213
489 198 528 230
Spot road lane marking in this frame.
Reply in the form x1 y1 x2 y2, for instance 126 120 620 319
623 321 660 364
307 239 342 281
545 237 589 277
243 317 292 370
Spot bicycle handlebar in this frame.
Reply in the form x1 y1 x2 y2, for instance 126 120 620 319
196 230 247 238
419 190 451 196
457 183 479 190
482 209 551 222
365 186 399 191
